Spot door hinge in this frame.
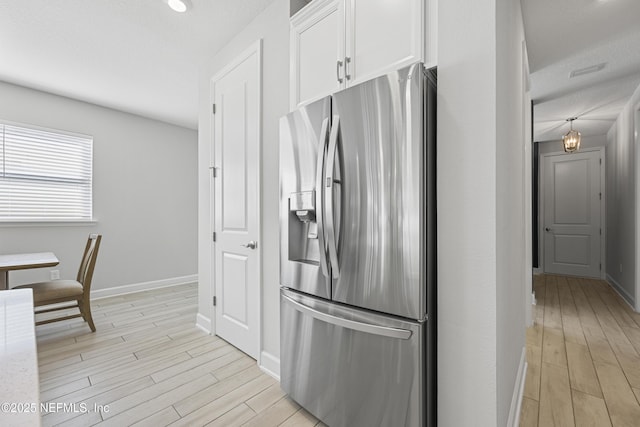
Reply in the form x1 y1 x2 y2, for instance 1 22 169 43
213 296 217 306
599 263 602 270
599 192 602 200
212 232 217 242
599 158 602 165
210 166 218 178
212 104 216 114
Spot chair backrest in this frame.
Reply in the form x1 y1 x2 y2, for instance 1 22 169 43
77 234 102 291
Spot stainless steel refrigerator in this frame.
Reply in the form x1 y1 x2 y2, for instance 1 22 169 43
279 62 436 427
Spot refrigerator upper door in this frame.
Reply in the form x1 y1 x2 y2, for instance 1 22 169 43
280 96 332 300
330 62 427 320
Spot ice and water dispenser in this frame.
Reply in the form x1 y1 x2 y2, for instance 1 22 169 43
287 190 321 265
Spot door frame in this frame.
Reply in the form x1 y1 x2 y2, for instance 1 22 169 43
539 146 606 278
635 105 640 310
209 39 263 361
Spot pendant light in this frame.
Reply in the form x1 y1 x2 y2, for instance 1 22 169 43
563 117 581 153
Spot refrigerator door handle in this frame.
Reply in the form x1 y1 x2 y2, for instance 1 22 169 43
315 117 331 278
282 293 413 340
325 115 340 279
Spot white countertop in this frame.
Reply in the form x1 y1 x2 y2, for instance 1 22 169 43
0 289 41 427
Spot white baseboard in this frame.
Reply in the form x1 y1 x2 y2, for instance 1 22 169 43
259 351 280 381
606 274 636 309
526 291 536 328
532 291 537 306
196 313 212 334
91 274 197 300
508 347 527 427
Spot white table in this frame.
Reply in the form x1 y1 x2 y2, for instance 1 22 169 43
0 252 59 291
0 289 41 426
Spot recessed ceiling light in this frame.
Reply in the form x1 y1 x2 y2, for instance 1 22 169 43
569 62 606 78
168 0 189 13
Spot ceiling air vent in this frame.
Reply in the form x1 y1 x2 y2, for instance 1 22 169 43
569 63 607 78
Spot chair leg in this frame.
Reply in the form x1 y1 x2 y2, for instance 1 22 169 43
78 298 96 333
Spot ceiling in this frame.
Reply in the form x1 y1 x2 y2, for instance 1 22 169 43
2 0 639 138
521 0 640 142
0 0 274 130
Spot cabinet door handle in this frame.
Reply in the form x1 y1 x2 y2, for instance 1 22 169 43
345 56 351 81
336 60 344 84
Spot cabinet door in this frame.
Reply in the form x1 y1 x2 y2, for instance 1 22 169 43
290 0 345 110
345 0 424 86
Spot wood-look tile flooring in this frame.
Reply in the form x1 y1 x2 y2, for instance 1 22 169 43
35 284 323 427
520 274 640 427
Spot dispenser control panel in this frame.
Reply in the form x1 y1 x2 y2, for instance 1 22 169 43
289 191 314 211
290 191 315 224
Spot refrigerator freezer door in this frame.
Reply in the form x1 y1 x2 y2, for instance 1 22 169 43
280 289 426 427
280 97 332 300
330 62 427 319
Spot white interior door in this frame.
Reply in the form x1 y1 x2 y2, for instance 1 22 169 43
211 41 261 359
543 149 602 278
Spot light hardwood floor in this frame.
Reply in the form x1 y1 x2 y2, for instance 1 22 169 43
40 276 639 427
35 283 323 427
520 274 640 427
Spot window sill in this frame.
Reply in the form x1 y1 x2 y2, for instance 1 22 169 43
0 220 98 227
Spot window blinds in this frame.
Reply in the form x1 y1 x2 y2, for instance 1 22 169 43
0 123 93 221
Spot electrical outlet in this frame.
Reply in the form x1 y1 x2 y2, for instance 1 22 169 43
50 269 60 280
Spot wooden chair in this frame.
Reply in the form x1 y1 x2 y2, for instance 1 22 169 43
14 234 102 332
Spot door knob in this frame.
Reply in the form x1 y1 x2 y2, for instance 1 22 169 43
545 227 552 232
241 241 257 250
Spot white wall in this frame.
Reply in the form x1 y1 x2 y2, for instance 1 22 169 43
0 81 198 292
197 0 288 374
438 0 528 424
605 81 640 309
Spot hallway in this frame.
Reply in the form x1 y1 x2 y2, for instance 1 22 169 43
520 275 640 426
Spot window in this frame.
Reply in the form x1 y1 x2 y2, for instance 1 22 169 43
0 122 93 221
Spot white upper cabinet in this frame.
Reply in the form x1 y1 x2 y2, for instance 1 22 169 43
290 0 436 110
290 0 345 110
346 0 421 86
